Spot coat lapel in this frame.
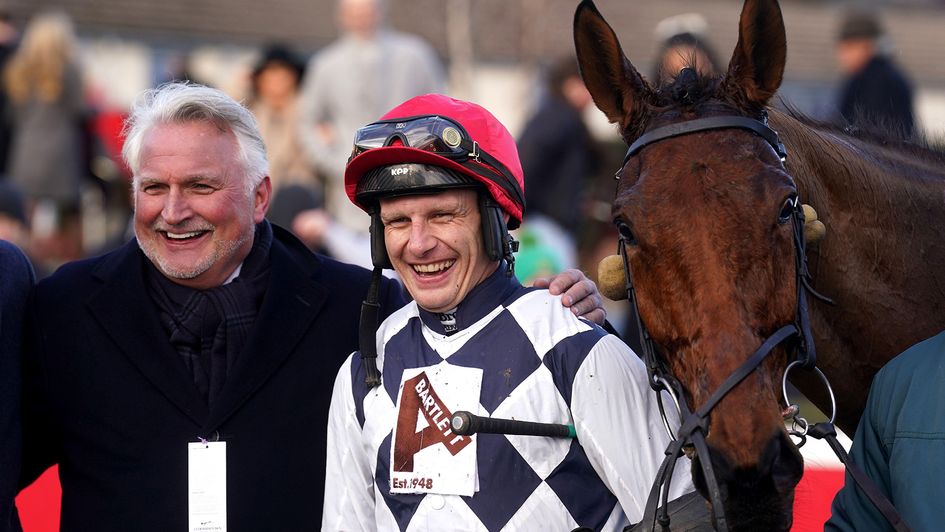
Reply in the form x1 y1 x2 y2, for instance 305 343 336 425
86 241 209 425
205 234 328 430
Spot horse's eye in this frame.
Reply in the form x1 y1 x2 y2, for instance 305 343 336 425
778 196 797 225
616 221 637 245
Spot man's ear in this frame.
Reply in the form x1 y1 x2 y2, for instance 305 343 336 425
253 176 272 224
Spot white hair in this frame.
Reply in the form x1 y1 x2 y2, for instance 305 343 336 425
122 82 268 195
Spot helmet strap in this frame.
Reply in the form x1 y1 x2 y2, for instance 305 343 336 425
359 266 384 388
369 207 392 269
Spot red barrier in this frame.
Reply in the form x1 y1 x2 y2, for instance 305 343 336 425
792 467 845 531
15 466 60 532
14 463 843 530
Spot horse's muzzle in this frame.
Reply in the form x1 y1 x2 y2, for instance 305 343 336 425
691 429 803 531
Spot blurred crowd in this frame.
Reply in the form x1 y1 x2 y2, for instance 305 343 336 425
0 0 917 329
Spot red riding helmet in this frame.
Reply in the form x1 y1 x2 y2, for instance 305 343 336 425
344 93 526 229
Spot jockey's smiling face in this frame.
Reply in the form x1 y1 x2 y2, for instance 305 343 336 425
380 188 497 313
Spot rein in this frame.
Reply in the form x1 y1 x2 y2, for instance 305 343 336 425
616 113 909 532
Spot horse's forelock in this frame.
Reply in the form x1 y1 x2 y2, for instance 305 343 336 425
654 69 720 108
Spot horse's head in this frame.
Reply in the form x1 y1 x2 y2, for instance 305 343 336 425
575 0 803 529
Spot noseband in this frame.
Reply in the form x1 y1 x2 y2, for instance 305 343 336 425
615 112 821 532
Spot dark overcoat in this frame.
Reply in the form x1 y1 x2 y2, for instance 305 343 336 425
1 241 33 532
21 225 402 531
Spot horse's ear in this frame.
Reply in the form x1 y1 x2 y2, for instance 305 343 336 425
723 0 786 106
573 0 651 128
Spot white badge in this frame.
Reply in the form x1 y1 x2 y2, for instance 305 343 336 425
188 440 227 532
390 364 483 497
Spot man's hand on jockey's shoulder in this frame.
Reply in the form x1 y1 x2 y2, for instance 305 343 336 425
531 269 606 325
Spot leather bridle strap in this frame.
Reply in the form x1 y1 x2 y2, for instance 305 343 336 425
616 233 663 393
640 325 798 532
691 325 798 425
623 114 787 167
807 423 911 532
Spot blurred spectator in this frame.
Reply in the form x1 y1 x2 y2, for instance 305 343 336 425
0 179 26 249
162 51 206 86
651 13 721 86
2 11 86 267
0 9 19 172
0 179 51 280
835 9 915 137
298 0 444 241
266 182 328 254
248 45 318 193
513 227 562 286
517 58 599 271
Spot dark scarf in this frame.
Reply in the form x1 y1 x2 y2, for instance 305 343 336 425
147 221 273 406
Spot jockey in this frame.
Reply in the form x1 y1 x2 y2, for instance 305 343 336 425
321 93 695 530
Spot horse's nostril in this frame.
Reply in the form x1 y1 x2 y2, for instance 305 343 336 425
689 438 798 531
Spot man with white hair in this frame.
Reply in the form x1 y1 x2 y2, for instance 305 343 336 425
19 81 400 531
19 82 605 531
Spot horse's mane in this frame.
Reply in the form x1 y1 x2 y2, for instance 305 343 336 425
770 102 945 240
653 66 945 168
645 68 945 227
779 103 945 166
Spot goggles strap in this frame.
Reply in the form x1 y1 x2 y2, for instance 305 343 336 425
456 138 525 210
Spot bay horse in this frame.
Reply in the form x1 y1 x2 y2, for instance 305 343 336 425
574 0 945 529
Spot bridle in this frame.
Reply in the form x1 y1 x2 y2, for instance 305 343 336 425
613 111 849 531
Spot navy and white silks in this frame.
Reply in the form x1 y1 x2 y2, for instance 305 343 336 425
324 267 693 531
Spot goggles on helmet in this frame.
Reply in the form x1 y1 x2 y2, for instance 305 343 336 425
348 114 526 210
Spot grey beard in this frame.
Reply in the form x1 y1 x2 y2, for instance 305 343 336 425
138 232 249 281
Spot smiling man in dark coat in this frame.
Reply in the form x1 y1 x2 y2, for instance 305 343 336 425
19 82 407 531
19 82 604 531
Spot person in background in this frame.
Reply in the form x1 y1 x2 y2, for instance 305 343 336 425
2 10 86 268
826 330 945 531
20 82 607 530
835 9 915 137
650 13 721 87
0 179 47 281
247 44 318 193
0 180 28 252
516 58 599 274
0 8 20 172
266 182 328 254
1 240 34 532
297 0 444 261
323 93 690 530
